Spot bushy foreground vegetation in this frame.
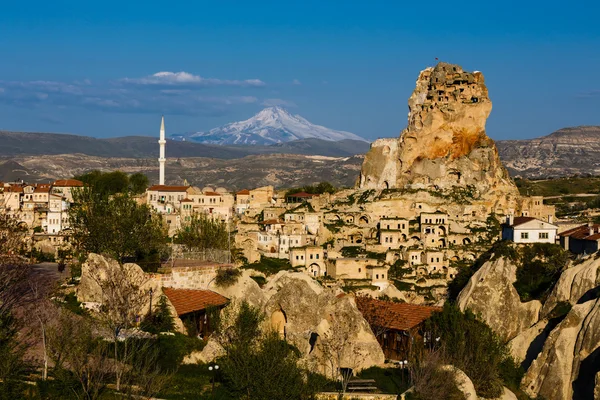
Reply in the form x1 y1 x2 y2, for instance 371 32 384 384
448 241 570 302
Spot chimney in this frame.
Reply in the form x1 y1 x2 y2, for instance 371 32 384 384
589 222 594 236
507 214 514 226
547 215 553 224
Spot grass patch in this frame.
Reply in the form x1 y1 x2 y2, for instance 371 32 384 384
250 275 267 287
356 366 410 395
158 364 229 400
242 256 293 276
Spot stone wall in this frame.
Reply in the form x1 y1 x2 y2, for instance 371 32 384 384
148 264 226 290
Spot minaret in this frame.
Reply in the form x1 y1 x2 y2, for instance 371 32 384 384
158 116 166 185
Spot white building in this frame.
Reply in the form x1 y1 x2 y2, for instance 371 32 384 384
502 216 558 244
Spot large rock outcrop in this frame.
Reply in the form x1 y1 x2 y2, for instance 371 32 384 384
522 298 600 400
264 274 384 376
359 62 518 202
541 256 600 317
457 257 541 342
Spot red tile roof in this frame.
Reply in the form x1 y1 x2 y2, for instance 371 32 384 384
148 185 190 192
34 184 52 193
53 179 84 187
559 224 600 241
356 297 441 331
506 216 536 227
180 198 193 203
287 191 317 198
163 288 229 316
236 189 250 195
204 191 221 196
260 218 283 225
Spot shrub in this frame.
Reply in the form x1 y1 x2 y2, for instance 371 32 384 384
215 268 241 287
514 243 569 302
140 295 175 334
242 256 293 276
341 246 364 258
424 303 508 398
250 275 267 287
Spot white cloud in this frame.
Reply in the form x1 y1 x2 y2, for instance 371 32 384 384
292 79 301 85
261 98 297 107
122 71 266 87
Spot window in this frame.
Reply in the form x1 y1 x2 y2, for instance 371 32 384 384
358 268 361 273
310 254 313 259
521 232 529 239
316 254 319 259
376 274 379 279
539 232 549 239
296 256 299 260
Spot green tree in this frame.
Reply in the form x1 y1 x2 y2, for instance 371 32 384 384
216 302 319 400
423 303 519 398
75 170 130 197
129 173 149 195
140 295 175 334
69 188 167 270
174 214 228 252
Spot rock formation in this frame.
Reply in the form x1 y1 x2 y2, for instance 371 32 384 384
541 256 600 317
263 273 384 375
457 257 541 342
359 62 518 201
521 298 600 400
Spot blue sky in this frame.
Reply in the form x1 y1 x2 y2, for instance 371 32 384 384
0 0 598 141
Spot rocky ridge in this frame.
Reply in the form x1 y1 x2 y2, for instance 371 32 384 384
359 62 519 205
457 252 600 400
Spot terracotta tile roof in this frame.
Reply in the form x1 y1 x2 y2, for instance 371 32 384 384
33 184 52 193
53 179 84 187
6 185 23 193
148 185 190 192
505 216 536 227
260 218 283 225
559 224 600 241
204 191 221 196
163 288 229 316
287 191 317 198
356 297 441 331
180 198 193 203
236 189 250 195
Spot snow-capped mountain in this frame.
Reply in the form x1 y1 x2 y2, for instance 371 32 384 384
171 106 367 145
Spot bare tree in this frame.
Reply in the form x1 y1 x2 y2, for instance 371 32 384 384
48 313 112 400
317 314 367 397
0 213 27 256
88 260 149 392
409 348 464 400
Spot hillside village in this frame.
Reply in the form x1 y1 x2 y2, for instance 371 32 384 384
1 63 599 400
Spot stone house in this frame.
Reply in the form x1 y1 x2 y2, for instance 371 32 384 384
249 186 274 208
147 185 191 214
52 179 84 202
264 206 286 221
559 223 600 255
289 245 326 277
235 189 250 214
502 216 558 244
327 258 389 288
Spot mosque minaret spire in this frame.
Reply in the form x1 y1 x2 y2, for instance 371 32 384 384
158 115 166 185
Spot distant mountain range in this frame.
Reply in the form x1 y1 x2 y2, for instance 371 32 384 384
2 125 600 187
0 130 370 159
171 107 368 145
496 126 600 178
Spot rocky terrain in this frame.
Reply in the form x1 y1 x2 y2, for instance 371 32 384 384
457 250 600 400
2 153 364 190
2 124 600 188
496 126 600 178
